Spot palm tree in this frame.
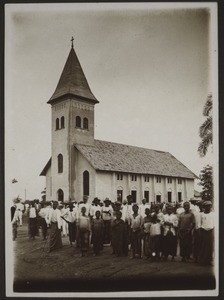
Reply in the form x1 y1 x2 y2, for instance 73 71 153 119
198 93 212 157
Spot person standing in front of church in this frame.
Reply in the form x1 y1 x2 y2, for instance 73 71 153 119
198 201 214 265
102 198 113 245
178 201 195 262
27 201 39 240
129 204 143 259
46 201 63 252
61 202 77 246
77 206 91 257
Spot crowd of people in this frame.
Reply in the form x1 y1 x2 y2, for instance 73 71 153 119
11 195 214 265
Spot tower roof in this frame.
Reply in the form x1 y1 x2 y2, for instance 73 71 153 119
48 46 99 104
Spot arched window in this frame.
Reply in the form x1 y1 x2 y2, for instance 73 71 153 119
131 187 137 203
83 117 89 130
57 189 64 202
61 116 65 128
117 186 123 202
58 154 63 173
76 116 81 128
83 170 89 196
56 118 59 130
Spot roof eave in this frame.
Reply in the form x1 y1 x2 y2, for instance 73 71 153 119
47 93 99 105
40 158 52 176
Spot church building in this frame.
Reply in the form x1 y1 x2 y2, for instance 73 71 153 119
40 40 197 204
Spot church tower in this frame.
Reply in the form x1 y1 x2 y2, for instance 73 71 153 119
47 38 99 202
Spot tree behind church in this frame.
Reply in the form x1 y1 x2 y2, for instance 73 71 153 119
198 164 213 202
198 93 212 157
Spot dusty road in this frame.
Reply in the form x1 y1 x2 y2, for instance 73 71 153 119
13 218 215 293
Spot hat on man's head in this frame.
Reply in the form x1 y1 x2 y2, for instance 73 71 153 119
203 200 212 206
93 197 100 204
104 197 111 203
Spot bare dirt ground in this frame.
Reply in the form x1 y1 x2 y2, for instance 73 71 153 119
13 217 216 293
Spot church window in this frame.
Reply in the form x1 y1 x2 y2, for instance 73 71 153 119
117 173 123 180
61 116 65 128
167 177 172 184
58 154 63 173
156 194 161 203
57 189 64 202
83 117 89 130
156 176 161 183
83 170 89 196
56 118 59 130
178 192 182 202
168 191 172 202
131 190 137 203
76 116 81 128
178 178 182 184
117 189 123 201
144 175 150 182
144 190 149 202
131 174 137 181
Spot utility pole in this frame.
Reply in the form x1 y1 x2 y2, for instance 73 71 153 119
25 189 26 201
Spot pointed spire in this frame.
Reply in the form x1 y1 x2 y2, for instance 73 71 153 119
48 42 99 104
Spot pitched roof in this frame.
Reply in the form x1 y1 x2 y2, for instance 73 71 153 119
40 158 51 176
75 140 197 179
48 48 99 104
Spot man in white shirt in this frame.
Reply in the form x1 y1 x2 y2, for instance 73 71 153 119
61 202 77 246
102 198 113 244
16 199 24 226
90 197 102 219
11 200 19 241
198 201 214 265
139 198 150 218
78 196 91 218
46 201 63 252
129 204 143 258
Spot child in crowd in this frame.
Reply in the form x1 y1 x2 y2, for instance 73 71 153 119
149 213 161 261
91 210 104 256
142 208 151 259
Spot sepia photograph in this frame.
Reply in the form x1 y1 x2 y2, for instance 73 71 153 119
5 2 218 297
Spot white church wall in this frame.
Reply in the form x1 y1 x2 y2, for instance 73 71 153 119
51 100 70 202
45 167 51 201
74 151 96 203
95 171 114 201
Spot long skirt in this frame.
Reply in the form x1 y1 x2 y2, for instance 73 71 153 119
49 223 62 252
111 220 128 257
143 233 151 257
193 228 201 261
40 218 48 240
68 222 76 243
162 232 177 258
198 228 214 265
92 231 103 255
103 220 111 244
29 217 38 238
131 229 142 257
79 228 90 253
149 235 161 257
179 229 192 259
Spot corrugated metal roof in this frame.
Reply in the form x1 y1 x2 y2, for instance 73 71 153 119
48 48 99 104
75 140 197 179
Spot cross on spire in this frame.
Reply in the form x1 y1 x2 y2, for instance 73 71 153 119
71 36 74 48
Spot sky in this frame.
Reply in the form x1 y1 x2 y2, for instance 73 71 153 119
5 3 218 202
